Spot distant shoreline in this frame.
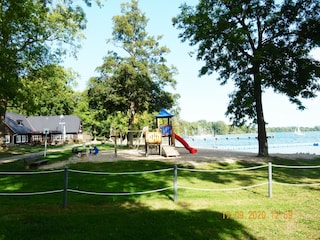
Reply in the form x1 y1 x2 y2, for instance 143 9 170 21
178 131 320 155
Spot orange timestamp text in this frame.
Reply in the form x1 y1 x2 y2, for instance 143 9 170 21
221 210 293 220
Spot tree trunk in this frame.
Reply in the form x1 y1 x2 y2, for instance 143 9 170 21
127 101 135 148
0 99 8 148
256 107 268 157
254 72 268 157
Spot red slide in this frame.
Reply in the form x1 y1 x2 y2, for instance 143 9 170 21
175 134 197 154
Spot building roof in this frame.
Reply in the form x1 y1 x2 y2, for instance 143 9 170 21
5 112 33 134
5 112 81 135
27 115 81 134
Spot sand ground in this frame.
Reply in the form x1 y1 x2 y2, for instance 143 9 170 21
39 146 319 170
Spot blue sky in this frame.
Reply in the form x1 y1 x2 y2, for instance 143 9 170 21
64 0 320 128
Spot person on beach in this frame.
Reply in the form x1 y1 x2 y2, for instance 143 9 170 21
90 145 99 155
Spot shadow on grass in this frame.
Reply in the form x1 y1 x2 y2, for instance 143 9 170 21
1 158 320 239
0 204 257 240
2 158 319 202
177 160 268 189
0 161 175 202
0 149 74 171
67 161 176 202
270 157 320 185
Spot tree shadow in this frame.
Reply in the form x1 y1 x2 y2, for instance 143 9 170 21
0 204 258 240
2 157 319 201
0 160 174 201
66 160 176 202
176 160 268 190
270 157 320 185
2 158 319 239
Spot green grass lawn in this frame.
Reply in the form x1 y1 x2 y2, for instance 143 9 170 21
0 153 319 240
0 142 116 158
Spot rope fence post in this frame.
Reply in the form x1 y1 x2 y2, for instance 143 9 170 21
268 162 272 198
114 134 118 158
63 167 69 208
174 165 178 202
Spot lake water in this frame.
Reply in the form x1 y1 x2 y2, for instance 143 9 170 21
178 131 320 155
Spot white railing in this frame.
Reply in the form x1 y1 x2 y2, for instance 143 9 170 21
1 162 319 207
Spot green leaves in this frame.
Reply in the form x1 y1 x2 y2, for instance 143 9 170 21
87 0 177 138
0 0 95 145
0 0 88 112
8 65 76 116
174 0 320 156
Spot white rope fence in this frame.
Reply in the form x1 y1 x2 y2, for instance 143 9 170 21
271 163 320 188
69 168 174 175
272 164 320 169
273 182 320 187
177 164 267 172
0 169 64 175
0 162 319 206
178 182 268 192
68 187 173 196
0 169 64 196
0 189 63 196
175 165 268 200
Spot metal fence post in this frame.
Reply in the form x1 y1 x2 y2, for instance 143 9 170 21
174 165 178 202
63 167 69 208
268 162 272 198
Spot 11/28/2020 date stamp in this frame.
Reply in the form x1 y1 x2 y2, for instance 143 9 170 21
221 210 293 220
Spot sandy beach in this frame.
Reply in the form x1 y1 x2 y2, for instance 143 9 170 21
39 146 319 170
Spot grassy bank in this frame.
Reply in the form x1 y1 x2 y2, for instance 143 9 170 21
0 157 319 239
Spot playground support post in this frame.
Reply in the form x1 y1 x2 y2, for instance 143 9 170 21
174 165 178 202
268 162 272 198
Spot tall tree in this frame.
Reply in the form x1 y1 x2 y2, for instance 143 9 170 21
90 0 178 146
0 0 97 146
173 0 320 156
9 65 77 116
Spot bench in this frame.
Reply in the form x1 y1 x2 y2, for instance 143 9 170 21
24 155 49 169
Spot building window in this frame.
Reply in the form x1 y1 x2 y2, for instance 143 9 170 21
16 120 23 126
5 135 10 144
32 135 42 142
16 135 28 143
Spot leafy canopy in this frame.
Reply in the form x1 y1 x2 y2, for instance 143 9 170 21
174 0 320 156
174 0 320 125
0 0 97 144
12 65 78 116
0 0 87 102
88 0 178 135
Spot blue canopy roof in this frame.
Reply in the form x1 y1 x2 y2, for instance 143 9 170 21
155 108 174 118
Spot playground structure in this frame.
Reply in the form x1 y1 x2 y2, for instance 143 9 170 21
144 130 162 156
144 108 197 157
